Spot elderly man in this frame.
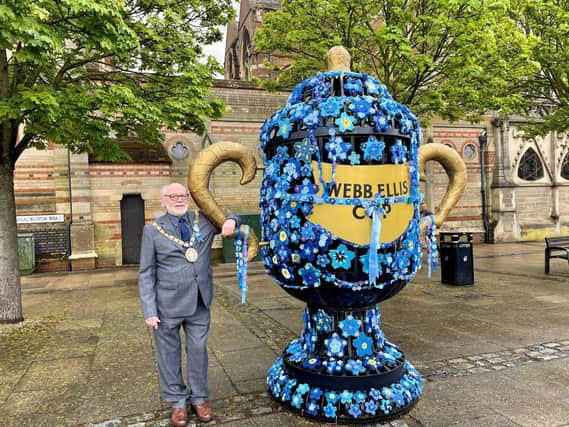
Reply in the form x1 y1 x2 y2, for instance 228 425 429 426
138 182 238 426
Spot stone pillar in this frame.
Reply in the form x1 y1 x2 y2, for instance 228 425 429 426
490 117 521 241
54 147 97 270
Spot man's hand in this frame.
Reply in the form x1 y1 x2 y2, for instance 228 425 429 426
145 316 160 329
221 218 237 237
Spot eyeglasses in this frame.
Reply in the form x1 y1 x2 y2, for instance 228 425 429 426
163 194 189 201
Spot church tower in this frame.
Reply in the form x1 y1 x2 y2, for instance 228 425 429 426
224 1 288 80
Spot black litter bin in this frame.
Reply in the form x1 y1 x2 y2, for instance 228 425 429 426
439 232 474 285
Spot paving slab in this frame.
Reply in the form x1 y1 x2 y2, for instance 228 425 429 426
1 242 569 426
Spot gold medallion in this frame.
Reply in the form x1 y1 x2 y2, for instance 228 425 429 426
185 247 198 263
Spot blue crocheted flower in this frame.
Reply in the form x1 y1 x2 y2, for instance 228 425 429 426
298 263 321 287
354 333 374 357
300 241 317 261
349 97 374 119
286 340 303 355
329 244 355 270
344 78 363 95
303 110 320 127
334 112 356 132
289 215 301 229
302 356 321 371
300 202 313 216
288 349 307 363
289 102 312 122
322 357 344 374
299 163 312 177
348 404 361 418
296 383 310 395
390 139 408 163
379 351 398 366
305 400 319 416
363 356 380 371
373 111 390 132
274 145 289 164
338 314 361 337
381 386 395 400
295 178 318 195
316 254 330 268
339 390 353 404
325 391 340 404
283 159 300 180
291 393 303 408
325 135 351 161
349 151 361 165
362 136 385 161
400 117 414 134
325 333 347 358
369 388 382 401
277 118 292 139
392 386 406 408
312 309 333 333
354 391 367 403
323 403 337 418
300 222 316 241
319 98 343 118
294 138 317 163
364 77 380 95
365 400 378 415
309 387 323 400
280 265 293 281
345 359 365 375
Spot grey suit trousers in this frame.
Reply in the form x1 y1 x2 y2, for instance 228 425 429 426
153 294 210 406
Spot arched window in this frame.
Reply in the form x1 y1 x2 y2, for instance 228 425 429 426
517 147 544 181
241 29 251 80
561 152 569 180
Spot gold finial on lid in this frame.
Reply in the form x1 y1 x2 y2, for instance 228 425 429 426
325 46 351 72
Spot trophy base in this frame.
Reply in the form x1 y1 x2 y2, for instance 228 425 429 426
265 304 422 424
267 357 421 423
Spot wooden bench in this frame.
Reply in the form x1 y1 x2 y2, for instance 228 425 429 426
545 236 569 274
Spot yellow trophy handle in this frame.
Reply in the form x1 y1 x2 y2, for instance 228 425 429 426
188 142 260 261
418 143 467 231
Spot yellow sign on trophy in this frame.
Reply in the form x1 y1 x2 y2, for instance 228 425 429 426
307 162 413 245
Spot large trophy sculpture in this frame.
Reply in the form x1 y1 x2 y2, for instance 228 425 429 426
189 47 466 423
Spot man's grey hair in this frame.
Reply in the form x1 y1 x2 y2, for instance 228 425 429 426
160 183 189 197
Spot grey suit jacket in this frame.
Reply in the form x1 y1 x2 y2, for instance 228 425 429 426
138 211 237 319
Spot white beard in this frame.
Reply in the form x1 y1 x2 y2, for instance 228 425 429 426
166 206 188 217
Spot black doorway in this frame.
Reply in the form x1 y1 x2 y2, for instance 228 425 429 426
121 194 145 264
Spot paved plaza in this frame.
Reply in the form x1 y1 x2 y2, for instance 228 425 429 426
0 241 568 426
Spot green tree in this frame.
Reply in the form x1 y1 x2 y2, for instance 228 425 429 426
511 0 569 136
254 0 538 122
0 0 234 323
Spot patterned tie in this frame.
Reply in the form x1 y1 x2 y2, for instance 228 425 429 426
179 217 190 242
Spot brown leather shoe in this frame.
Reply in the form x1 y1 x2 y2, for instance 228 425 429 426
171 407 188 427
192 401 214 422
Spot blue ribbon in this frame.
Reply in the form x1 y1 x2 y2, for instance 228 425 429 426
424 214 437 278
366 204 385 285
234 225 250 304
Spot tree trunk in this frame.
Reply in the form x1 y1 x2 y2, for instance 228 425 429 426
0 162 23 323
